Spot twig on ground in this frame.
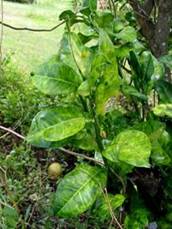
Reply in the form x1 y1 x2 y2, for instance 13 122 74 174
0 125 104 166
0 125 25 139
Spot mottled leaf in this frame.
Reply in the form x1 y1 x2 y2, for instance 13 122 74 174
53 164 107 217
95 59 120 115
94 194 125 221
33 63 82 96
103 130 151 167
27 106 85 144
153 104 172 118
99 29 115 61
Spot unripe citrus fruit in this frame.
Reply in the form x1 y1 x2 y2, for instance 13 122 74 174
48 162 62 180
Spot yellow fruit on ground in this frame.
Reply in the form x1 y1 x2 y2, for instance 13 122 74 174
48 162 62 180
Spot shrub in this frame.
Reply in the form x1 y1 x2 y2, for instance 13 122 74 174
27 1 172 228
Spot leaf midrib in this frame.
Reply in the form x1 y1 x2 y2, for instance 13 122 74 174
57 167 102 215
35 74 78 87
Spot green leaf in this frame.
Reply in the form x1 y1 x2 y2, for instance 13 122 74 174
103 130 151 167
57 33 78 73
122 84 147 101
72 123 98 151
129 51 141 77
2 206 19 229
151 140 171 166
70 33 92 76
140 51 154 82
116 26 137 42
83 0 97 11
113 19 124 33
89 53 106 87
114 43 133 58
94 194 125 222
59 10 76 22
27 105 86 144
33 63 82 96
159 54 172 69
153 104 172 118
133 120 171 166
95 59 120 115
95 12 114 35
124 194 150 229
58 32 91 76
99 29 115 61
155 80 172 103
78 80 90 96
53 163 107 218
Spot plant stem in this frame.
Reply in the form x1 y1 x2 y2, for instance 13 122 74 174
89 96 103 152
0 125 104 166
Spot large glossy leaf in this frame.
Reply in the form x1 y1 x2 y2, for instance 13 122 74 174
95 59 120 115
94 194 125 222
27 106 86 144
103 130 151 167
33 63 82 96
153 104 172 118
53 163 107 218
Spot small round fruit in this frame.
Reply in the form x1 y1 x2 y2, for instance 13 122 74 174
48 162 62 180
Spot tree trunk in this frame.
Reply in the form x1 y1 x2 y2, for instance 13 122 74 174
128 0 172 80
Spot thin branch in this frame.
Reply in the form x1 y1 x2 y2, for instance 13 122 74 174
0 125 25 139
0 125 104 166
59 147 104 166
103 188 123 229
0 20 65 32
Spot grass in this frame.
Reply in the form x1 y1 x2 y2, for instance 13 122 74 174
2 0 73 73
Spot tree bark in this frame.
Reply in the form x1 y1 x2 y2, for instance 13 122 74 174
128 0 172 80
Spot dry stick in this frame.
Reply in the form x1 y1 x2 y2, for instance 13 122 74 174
0 125 104 166
0 125 25 140
103 187 123 229
0 20 65 32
